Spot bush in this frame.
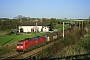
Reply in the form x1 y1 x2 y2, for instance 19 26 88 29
35 27 87 59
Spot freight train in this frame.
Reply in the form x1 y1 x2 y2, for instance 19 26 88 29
16 25 76 52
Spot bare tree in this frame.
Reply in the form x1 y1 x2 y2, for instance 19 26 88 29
13 15 23 20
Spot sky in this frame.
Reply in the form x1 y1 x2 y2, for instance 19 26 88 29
0 0 90 19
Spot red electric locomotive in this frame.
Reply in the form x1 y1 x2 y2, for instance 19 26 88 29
16 35 47 52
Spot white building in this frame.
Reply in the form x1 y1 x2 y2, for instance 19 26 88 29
19 22 49 33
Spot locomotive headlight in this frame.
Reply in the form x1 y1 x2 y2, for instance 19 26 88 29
17 46 19 48
20 46 23 48
17 46 23 48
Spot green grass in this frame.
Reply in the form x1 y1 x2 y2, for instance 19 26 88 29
55 24 69 31
0 30 10 36
0 24 69 46
77 29 90 51
0 32 48 46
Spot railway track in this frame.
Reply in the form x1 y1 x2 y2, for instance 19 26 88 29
1 26 77 60
15 39 61 59
1 39 57 60
0 52 22 60
13 41 55 59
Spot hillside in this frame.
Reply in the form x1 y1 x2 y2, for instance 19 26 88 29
52 26 90 59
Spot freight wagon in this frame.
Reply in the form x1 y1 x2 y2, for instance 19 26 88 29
16 25 76 52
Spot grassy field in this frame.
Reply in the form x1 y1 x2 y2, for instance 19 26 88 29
55 24 69 31
0 32 48 46
0 30 10 36
0 24 69 46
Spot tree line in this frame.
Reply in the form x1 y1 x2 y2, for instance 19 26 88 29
0 19 20 30
0 15 57 31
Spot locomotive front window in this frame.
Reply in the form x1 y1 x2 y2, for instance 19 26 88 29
17 42 23 46
17 44 23 46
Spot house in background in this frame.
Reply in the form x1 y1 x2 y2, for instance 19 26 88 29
19 22 49 33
